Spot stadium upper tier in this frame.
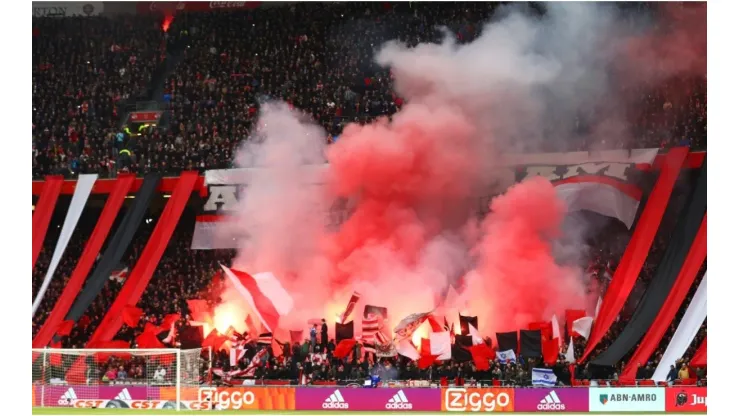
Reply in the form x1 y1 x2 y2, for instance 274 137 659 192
33 2 706 180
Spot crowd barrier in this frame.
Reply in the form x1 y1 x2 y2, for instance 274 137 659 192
33 385 706 412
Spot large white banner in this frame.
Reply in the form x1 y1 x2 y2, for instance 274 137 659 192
195 149 660 249
32 174 97 316
652 272 708 382
33 2 103 17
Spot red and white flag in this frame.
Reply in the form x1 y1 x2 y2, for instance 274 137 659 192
245 348 268 377
338 291 360 325
361 314 381 353
109 267 129 283
220 265 294 332
430 331 452 360
229 345 246 366
393 311 433 341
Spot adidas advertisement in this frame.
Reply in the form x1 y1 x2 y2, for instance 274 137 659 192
38 386 154 407
514 388 589 412
295 387 440 411
68 400 212 410
589 387 666 412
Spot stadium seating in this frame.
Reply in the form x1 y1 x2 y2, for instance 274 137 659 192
33 2 706 180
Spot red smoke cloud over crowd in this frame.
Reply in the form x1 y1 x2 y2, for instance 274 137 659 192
215 3 705 341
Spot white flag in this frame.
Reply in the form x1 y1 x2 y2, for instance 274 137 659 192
395 339 420 361
595 296 603 319
572 316 594 339
469 325 484 345
430 331 452 360
551 315 562 347
564 337 575 364
532 368 557 387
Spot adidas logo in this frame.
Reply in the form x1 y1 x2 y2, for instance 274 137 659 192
386 390 413 410
322 389 349 409
57 388 77 405
114 388 132 400
538 390 566 411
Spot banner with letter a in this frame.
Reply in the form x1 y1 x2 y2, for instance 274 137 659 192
196 149 659 249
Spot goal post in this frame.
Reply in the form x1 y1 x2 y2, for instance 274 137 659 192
32 348 203 411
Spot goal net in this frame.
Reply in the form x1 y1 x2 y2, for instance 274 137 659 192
32 348 203 410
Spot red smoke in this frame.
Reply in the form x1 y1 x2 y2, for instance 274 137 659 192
221 3 703 340
466 177 587 334
324 104 483 287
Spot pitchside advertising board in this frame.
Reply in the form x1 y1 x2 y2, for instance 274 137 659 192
665 387 707 413
35 385 155 407
514 388 589 412
296 387 440 411
35 385 706 412
442 388 515 412
589 387 666 412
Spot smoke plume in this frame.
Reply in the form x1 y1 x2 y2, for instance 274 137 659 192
218 3 705 339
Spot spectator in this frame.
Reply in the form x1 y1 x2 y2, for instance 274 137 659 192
104 367 117 382
153 366 167 383
679 363 691 380
636 362 646 379
310 324 317 352
116 366 127 380
321 319 328 351
667 365 678 383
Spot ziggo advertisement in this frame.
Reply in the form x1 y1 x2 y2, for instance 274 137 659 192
34 385 706 412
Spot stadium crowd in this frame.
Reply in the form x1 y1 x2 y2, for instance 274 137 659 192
32 193 706 387
32 2 706 179
32 1 706 389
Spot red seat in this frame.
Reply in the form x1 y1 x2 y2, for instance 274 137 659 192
681 378 697 386
597 380 607 386
492 380 501 387
638 379 656 387
621 378 636 386
658 381 668 387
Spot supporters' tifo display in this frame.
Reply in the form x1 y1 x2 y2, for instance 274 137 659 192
32 1 707 413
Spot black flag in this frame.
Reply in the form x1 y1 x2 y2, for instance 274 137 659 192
335 321 355 343
179 326 204 349
452 335 473 361
519 329 543 358
496 331 518 353
459 314 479 336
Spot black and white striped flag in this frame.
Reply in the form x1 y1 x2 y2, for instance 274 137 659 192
257 332 273 345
